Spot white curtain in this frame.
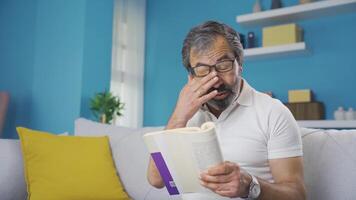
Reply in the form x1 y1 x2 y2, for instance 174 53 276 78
110 0 146 128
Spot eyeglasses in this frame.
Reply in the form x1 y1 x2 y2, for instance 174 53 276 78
189 58 236 77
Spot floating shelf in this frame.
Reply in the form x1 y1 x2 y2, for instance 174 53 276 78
243 42 308 60
298 120 356 129
236 0 356 27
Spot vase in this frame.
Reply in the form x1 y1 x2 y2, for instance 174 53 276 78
253 0 262 13
345 108 355 120
100 114 107 124
334 107 345 120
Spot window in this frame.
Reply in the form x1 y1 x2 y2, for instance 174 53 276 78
110 0 146 127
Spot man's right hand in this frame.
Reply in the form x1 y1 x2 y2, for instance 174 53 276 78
147 71 219 188
168 71 219 127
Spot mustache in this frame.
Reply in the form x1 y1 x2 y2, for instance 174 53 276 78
207 84 233 94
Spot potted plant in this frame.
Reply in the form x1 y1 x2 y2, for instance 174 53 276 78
90 91 124 124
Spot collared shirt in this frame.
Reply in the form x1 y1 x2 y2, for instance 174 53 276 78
182 79 303 200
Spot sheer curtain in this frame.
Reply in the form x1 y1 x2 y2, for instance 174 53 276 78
110 0 146 128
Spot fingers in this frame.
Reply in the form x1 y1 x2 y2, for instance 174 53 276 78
207 161 236 176
200 172 232 183
200 180 237 196
198 90 218 104
190 71 217 91
200 181 225 191
199 161 242 198
195 76 219 98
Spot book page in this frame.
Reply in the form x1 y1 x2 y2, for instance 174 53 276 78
143 122 223 194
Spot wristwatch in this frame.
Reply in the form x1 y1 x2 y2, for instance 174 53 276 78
245 174 261 199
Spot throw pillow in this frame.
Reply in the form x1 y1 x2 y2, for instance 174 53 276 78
17 127 130 200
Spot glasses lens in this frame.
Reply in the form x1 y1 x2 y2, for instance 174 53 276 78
193 66 210 77
216 60 233 72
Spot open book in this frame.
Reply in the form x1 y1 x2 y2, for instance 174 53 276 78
143 122 223 195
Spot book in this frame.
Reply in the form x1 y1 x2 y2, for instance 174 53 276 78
143 122 223 195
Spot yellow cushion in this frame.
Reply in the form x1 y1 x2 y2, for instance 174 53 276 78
17 127 130 200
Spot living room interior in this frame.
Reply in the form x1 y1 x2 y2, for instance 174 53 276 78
1 0 356 199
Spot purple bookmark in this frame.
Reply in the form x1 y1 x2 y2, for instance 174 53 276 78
151 152 180 195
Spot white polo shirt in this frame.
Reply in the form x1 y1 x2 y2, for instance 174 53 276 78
182 79 303 200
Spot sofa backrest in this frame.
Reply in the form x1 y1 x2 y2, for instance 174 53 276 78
0 139 27 200
301 128 356 200
1 119 355 200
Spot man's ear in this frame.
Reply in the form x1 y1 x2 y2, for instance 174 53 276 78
235 62 243 76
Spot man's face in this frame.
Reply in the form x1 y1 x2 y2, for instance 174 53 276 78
189 36 239 110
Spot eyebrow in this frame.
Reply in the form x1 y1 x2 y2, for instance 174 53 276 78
193 54 234 68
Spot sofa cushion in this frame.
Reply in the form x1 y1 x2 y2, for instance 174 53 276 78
302 129 356 200
17 127 129 200
75 118 181 200
0 139 27 200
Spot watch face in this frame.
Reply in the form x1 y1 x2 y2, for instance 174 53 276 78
249 177 261 199
252 186 260 194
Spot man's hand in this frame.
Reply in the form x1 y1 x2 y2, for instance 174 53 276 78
199 161 251 198
169 72 219 127
148 72 219 188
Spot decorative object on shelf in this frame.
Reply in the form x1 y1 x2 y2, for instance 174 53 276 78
239 33 246 48
263 23 303 47
253 0 262 12
285 102 324 120
271 0 282 9
285 89 325 120
345 107 355 120
299 0 314 4
247 32 257 48
90 91 124 124
288 89 312 103
334 106 345 120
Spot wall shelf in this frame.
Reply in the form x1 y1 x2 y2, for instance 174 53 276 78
243 42 308 60
298 120 356 129
236 0 356 27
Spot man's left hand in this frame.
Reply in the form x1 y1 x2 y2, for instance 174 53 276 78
199 161 252 198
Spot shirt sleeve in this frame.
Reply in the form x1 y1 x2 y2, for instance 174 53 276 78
267 99 303 159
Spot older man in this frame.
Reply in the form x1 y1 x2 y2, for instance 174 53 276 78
147 21 306 200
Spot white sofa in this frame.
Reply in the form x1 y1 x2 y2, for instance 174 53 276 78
1 118 356 200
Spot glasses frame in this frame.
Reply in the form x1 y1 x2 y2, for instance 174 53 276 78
189 58 237 77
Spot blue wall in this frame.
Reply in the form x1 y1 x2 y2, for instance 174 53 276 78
80 0 114 120
144 0 356 126
0 0 37 138
0 0 114 138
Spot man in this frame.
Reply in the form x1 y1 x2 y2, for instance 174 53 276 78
147 21 306 200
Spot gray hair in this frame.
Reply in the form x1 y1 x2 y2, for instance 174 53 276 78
182 21 244 70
